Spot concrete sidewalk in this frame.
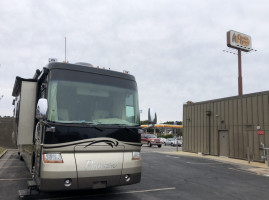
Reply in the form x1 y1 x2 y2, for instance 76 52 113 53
160 150 269 177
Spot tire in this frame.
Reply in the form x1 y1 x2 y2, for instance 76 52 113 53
158 145 162 148
19 155 24 161
32 153 35 169
147 142 152 147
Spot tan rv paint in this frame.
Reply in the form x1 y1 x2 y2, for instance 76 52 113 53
17 81 37 170
41 153 77 179
38 144 141 191
122 152 142 174
75 152 123 177
17 81 37 145
39 138 141 190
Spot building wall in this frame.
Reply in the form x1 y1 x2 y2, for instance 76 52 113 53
183 91 269 161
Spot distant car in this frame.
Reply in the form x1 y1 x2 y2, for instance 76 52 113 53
159 137 166 144
171 139 182 147
164 138 174 146
141 134 162 148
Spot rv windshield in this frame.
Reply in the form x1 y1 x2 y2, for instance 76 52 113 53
47 69 140 126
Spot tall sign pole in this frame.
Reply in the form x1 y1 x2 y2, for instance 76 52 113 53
227 30 252 96
238 49 242 95
65 37 67 63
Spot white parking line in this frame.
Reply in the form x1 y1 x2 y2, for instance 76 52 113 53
166 155 180 159
0 166 25 168
39 187 177 200
0 178 32 181
114 187 176 194
0 159 18 161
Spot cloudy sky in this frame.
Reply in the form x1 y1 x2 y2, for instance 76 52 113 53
1 0 269 122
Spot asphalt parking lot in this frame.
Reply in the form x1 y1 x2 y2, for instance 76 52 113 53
1 145 269 200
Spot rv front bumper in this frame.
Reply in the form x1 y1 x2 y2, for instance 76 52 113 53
39 173 141 191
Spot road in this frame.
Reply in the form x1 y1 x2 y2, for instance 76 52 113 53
0 146 269 199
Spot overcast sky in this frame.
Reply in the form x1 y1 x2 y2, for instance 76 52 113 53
1 0 269 122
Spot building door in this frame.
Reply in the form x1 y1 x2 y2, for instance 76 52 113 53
219 131 229 157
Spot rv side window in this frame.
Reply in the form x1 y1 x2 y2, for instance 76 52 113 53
15 99 20 127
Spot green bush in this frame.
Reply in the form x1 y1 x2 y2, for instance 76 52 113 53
159 134 174 139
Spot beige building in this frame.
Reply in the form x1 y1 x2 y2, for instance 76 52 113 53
183 91 269 162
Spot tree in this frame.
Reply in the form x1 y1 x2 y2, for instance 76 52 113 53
163 121 182 125
140 120 149 125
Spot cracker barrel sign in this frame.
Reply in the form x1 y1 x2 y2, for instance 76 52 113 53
227 30 252 52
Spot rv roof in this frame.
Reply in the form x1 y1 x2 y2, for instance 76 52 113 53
46 62 136 82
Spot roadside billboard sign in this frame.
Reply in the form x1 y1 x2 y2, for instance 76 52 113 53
227 30 252 52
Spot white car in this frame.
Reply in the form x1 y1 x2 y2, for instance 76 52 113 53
164 138 174 146
159 138 166 144
171 139 182 146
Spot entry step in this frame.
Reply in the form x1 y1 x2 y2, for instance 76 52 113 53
27 180 37 189
18 189 29 198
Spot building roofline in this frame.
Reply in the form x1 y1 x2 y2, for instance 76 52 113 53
184 90 269 107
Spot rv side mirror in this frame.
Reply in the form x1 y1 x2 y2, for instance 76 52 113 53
148 108 157 124
36 98 48 120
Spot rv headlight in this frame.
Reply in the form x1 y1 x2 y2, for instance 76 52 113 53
132 152 141 160
43 153 63 163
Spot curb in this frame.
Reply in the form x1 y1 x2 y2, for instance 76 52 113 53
0 149 8 158
161 151 264 166
159 150 269 177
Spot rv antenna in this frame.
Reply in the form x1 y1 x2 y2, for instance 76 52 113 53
65 37 67 63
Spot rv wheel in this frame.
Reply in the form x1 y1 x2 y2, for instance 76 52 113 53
19 155 24 161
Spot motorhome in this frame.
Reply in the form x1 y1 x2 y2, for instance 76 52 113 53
12 61 147 193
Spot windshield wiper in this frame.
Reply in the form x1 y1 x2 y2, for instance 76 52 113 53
84 140 119 148
70 120 95 124
53 121 95 125
50 121 103 131
77 121 105 131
